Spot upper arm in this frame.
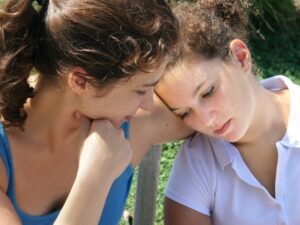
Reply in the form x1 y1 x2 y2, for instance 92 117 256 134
165 136 216 216
164 197 211 225
130 94 194 167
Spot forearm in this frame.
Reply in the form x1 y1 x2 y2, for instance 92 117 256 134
54 173 114 225
54 119 132 225
130 94 194 167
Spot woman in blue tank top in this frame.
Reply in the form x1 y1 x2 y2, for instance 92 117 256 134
0 1 192 224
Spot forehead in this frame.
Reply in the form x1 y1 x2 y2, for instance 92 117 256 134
162 55 217 88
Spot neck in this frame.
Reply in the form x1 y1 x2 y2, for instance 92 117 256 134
236 78 290 148
21 78 82 152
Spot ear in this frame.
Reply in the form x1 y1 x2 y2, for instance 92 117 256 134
67 67 88 94
229 39 252 74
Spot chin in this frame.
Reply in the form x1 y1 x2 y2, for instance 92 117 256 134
224 129 246 143
212 134 238 143
226 136 241 143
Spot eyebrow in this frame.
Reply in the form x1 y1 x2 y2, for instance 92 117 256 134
142 79 160 87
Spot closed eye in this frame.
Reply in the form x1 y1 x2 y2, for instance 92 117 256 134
177 110 191 120
202 86 214 98
136 90 147 95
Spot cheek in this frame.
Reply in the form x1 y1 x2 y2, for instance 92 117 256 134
121 94 143 114
184 115 205 133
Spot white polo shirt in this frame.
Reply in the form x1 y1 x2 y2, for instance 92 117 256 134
165 76 300 225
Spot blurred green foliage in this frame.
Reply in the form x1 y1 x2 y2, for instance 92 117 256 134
250 0 298 33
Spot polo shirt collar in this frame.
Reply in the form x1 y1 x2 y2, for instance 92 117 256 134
209 136 262 188
262 76 300 148
208 136 233 170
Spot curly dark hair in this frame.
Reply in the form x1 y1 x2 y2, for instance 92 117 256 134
168 0 249 67
0 0 179 128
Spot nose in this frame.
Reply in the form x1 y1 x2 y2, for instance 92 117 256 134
194 106 216 127
139 90 154 111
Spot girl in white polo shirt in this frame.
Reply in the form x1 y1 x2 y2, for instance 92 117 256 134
156 0 300 224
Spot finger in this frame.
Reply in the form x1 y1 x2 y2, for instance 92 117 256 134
92 119 125 139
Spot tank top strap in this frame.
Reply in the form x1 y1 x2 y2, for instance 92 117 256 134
0 123 13 186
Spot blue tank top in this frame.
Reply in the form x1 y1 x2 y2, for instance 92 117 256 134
0 122 133 225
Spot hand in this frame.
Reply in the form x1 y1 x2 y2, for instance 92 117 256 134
77 118 132 183
55 116 131 225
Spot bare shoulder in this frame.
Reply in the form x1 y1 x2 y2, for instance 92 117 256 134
164 197 211 225
130 94 194 167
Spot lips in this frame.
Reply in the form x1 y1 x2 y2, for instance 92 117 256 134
214 119 231 136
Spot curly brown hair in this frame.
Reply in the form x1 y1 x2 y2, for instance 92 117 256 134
168 0 249 67
0 0 179 128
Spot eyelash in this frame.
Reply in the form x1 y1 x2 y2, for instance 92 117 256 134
178 86 215 119
202 86 214 98
179 110 191 119
136 90 147 95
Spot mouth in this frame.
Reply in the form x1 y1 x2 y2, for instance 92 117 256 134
214 119 231 136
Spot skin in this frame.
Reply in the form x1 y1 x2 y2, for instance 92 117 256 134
0 58 193 224
156 39 291 225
